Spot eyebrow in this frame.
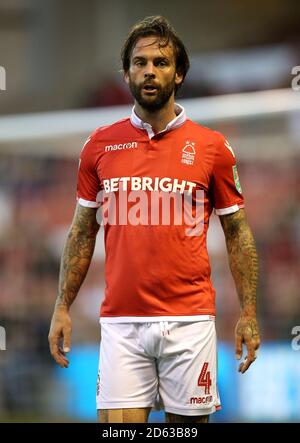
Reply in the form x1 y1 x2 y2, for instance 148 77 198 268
132 56 170 62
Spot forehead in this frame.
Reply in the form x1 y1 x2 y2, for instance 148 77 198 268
131 36 175 60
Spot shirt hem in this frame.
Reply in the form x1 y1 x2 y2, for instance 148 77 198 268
99 315 215 323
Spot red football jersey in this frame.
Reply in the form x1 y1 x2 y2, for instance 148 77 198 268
77 105 244 321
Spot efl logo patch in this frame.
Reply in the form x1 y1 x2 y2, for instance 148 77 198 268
181 141 196 165
232 165 242 194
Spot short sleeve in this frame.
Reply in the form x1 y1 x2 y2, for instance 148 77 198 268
76 132 101 208
211 132 244 215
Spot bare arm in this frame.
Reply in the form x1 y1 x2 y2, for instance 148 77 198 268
219 208 260 373
48 203 100 367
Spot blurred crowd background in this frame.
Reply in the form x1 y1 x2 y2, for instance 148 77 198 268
0 0 300 422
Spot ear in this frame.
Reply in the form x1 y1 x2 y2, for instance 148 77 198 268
124 71 130 85
175 71 183 87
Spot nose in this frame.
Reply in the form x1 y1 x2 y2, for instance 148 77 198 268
144 62 155 79
144 72 155 81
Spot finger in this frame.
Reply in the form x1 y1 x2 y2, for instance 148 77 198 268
49 335 69 368
51 347 69 368
49 335 59 358
239 358 254 374
235 334 243 360
57 348 70 367
239 340 256 374
55 349 69 368
52 343 69 367
63 327 71 353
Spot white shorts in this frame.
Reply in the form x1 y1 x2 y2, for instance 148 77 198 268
96 320 221 416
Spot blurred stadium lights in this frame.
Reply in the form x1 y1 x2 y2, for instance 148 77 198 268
189 44 296 92
0 88 299 149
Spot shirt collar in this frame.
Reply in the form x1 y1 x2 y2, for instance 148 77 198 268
130 103 186 139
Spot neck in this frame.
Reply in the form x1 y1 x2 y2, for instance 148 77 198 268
134 96 177 134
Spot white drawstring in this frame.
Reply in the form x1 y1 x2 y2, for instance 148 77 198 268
160 321 170 336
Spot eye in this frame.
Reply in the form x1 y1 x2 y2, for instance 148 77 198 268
134 60 145 67
156 59 169 67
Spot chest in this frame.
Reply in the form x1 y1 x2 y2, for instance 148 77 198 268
97 133 214 192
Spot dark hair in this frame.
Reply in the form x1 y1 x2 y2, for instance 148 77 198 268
121 16 190 94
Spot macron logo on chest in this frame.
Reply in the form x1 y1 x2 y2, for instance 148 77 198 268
104 142 138 152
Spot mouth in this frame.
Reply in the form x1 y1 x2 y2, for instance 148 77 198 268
142 84 158 94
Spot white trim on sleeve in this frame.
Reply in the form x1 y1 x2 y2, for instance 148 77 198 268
77 197 100 208
215 204 240 216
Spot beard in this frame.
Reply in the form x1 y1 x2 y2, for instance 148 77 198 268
128 75 176 112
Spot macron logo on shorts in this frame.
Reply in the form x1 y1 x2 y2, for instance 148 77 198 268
189 395 213 405
105 142 138 152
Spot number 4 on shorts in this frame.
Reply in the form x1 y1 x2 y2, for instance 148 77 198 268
197 362 212 395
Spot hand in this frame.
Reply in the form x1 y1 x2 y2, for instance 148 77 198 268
48 305 72 368
235 315 260 374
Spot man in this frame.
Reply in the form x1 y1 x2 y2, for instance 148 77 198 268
48 16 260 423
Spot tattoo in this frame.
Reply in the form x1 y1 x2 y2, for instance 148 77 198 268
220 209 258 315
56 204 100 309
236 317 260 340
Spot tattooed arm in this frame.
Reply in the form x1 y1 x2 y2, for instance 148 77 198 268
220 208 260 373
48 204 100 367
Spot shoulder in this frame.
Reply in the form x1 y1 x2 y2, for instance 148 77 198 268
80 117 132 157
90 118 132 141
187 120 235 158
185 119 225 145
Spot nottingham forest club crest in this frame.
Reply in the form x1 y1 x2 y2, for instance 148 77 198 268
181 141 196 165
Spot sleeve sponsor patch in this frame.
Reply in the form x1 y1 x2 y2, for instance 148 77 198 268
232 165 242 194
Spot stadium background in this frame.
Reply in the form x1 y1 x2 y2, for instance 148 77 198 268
0 0 300 422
